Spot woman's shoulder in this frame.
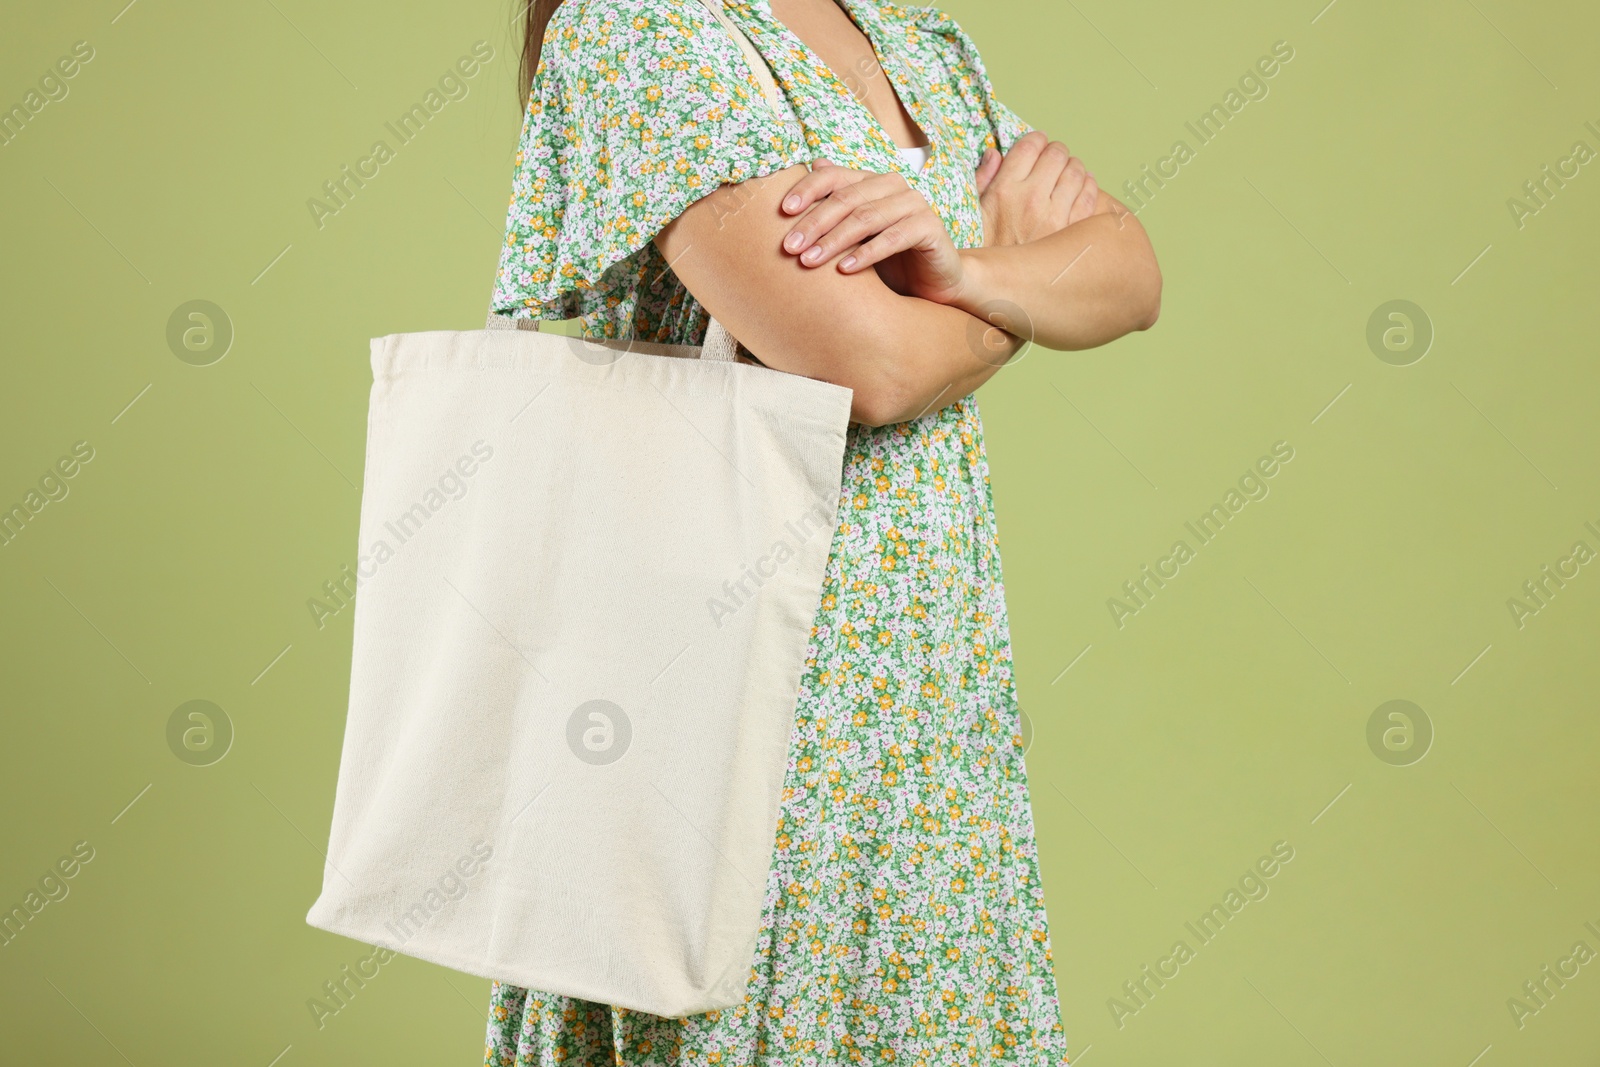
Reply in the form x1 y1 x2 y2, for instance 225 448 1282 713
874 3 987 65
497 0 815 324
547 0 695 36
540 0 722 75
875 2 1031 145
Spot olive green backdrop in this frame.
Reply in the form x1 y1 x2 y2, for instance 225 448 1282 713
2 0 1596 1063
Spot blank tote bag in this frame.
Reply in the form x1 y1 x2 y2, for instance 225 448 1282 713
307 1 847 1016
305 298 852 1017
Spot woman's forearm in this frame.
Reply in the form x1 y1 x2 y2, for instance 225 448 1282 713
854 297 1023 426
954 202 1162 351
659 165 1026 428
784 285 1022 427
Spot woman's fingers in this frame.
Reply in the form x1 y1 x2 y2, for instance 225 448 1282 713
977 129 1104 245
1044 154 1103 228
781 161 863 216
839 208 942 273
1067 174 1100 225
1051 155 1089 209
799 189 929 267
995 130 1049 183
784 173 910 257
778 159 949 273
784 176 894 255
974 147 1002 195
1029 140 1073 190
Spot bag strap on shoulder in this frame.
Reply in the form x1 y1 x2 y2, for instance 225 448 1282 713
485 0 792 363
693 0 786 115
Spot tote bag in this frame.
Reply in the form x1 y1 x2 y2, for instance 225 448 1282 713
306 3 852 1017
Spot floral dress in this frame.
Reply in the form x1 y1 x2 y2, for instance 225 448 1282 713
487 1 1069 1064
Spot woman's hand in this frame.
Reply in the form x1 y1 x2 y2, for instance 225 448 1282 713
975 131 1099 247
779 160 968 306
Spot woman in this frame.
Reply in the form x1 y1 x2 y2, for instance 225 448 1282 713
486 0 1161 1062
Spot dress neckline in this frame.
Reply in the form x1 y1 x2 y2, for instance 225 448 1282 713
738 0 932 163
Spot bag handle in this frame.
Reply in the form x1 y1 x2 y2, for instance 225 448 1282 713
484 305 740 364
485 0 787 364
694 0 786 114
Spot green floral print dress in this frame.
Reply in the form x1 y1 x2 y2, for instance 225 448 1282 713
486 1 1069 1064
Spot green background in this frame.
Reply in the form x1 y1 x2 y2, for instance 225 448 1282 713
2 0 1596 1063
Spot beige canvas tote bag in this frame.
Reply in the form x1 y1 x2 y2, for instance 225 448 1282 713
306 2 851 1016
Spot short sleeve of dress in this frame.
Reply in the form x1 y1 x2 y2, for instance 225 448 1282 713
902 5 1033 154
492 0 814 322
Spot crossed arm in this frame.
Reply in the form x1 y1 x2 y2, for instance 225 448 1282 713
656 132 1162 427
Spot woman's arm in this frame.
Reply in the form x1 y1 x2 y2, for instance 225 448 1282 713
955 192 1161 351
784 133 1161 350
656 165 1022 428
962 134 1160 347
